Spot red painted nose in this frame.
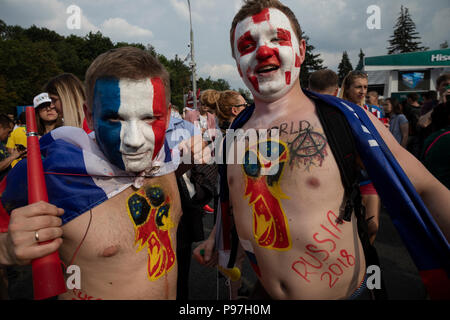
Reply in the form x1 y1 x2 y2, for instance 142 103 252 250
256 45 275 61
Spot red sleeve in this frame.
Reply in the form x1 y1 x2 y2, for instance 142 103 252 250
0 177 10 233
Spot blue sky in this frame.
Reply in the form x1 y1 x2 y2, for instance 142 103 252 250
1 0 449 91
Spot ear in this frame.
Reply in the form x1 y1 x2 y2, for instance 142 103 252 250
333 87 339 97
231 106 240 116
165 103 172 129
298 39 306 66
83 103 93 130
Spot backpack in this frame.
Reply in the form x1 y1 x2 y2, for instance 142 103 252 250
221 94 387 299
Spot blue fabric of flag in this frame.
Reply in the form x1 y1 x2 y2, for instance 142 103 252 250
0 126 179 226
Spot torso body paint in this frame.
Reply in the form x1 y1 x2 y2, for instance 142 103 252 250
58 174 181 300
93 77 168 173
242 139 291 250
127 185 176 281
233 8 302 102
227 101 366 299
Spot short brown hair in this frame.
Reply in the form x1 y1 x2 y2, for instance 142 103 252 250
308 69 338 93
85 46 170 112
230 0 303 58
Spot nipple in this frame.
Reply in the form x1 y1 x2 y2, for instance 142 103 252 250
101 245 119 258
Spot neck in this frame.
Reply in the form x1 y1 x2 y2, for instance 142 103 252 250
253 82 307 116
43 121 57 134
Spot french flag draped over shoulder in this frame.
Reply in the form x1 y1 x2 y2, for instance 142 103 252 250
0 126 179 229
217 90 450 299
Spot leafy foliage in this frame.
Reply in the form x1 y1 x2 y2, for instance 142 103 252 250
300 31 325 88
0 20 231 115
337 51 353 86
387 6 428 54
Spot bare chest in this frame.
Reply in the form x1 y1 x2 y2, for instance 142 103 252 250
60 175 182 266
227 112 346 240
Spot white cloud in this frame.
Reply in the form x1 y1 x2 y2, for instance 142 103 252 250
169 0 204 23
100 18 153 41
199 63 239 80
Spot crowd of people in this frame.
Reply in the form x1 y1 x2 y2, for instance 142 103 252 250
0 0 449 301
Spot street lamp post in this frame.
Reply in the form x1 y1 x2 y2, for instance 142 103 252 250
187 0 197 110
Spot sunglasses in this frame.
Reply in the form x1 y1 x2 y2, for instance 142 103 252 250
38 104 56 112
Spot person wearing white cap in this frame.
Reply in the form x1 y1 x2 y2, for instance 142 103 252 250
33 92 63 136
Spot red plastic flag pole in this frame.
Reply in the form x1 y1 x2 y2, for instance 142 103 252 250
26 106 66 300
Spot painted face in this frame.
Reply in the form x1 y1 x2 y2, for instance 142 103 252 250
233 8 303 102
93 78 168 173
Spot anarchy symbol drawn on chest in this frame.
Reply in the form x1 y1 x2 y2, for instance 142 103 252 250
242 139 292 251
287 120 328 171
127 185 175 281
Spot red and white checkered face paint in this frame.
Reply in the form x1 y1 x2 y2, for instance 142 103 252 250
234 8 302 102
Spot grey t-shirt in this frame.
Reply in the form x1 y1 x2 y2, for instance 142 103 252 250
389 113 408 144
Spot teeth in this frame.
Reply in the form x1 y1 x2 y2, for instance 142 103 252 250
258 66 278 73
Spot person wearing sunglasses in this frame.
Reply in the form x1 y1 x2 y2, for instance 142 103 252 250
33 92 63 136
215 90 249 132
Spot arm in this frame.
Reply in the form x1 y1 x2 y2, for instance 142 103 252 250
363 108 450 240
0 149 24 171
193 224 217 267
399 122 409 148
0 202 64 267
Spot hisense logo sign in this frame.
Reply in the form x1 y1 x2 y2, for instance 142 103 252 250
431 54 450 62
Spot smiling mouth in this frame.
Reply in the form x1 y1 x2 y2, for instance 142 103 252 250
256 65 280 74
123 152 148 159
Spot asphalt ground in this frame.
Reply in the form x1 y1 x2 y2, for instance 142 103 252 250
187 207 428 300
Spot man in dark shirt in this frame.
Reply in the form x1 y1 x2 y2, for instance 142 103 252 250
403 93 422 158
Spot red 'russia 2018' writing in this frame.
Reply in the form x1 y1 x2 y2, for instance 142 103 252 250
290 210 356 288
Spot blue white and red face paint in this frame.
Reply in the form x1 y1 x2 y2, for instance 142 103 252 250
93 78 168 173
233 8 303 102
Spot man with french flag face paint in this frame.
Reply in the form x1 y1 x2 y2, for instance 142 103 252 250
233 7 305 102
93 77 168 173
0 47 185 300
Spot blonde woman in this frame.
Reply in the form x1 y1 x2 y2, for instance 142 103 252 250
340 71 381 244
215 90 248 132
44 73 91 133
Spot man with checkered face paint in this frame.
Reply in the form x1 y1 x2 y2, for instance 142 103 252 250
194 0 450 300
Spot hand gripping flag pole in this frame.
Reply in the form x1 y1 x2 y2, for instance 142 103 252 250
26 107 66 300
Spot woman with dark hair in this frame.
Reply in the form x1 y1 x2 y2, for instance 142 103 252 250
33 92 63 136
383 98 409 148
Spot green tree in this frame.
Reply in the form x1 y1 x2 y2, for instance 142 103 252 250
0 21 236 113
337 51 353 86
387 6 428 54
300 31 324 88
355 49 365 71
0 75 20 114
0 39 62 110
